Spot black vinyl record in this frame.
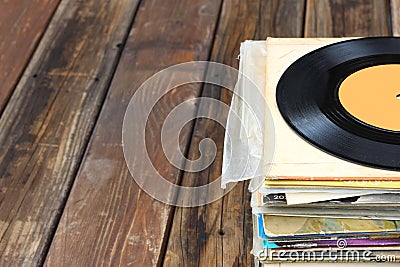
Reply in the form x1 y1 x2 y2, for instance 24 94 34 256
276 37 400 171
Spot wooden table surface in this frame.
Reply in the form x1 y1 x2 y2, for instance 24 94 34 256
0 0 399 266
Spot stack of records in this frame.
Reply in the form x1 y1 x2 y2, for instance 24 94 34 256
225 38 400 266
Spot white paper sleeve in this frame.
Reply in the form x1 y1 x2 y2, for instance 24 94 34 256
221 40 268 190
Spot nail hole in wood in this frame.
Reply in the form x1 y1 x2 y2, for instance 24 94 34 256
218 229 225 236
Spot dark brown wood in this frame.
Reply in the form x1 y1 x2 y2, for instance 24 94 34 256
163 1 305 266
0 0 60 113
0 0 141 265
305 0 390 37
45 0 222 266
391 0 400 36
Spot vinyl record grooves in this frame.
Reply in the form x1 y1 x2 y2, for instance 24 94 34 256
276 37 400 170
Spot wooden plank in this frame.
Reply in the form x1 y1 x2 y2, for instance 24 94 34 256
44 0 222 266
163 1 305 266
391 0 400 36
0 0 60 113
305 0 390 37
0 0 141 265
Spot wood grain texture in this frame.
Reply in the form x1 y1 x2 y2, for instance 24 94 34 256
305 0 390 37
391 0 400 36
163 1 305 266
0 0 60 113
0 0 140 265
45 0 222 266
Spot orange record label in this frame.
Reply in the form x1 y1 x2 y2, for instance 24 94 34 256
338 64 400 131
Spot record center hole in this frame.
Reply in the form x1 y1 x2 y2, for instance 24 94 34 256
397 94 400 100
